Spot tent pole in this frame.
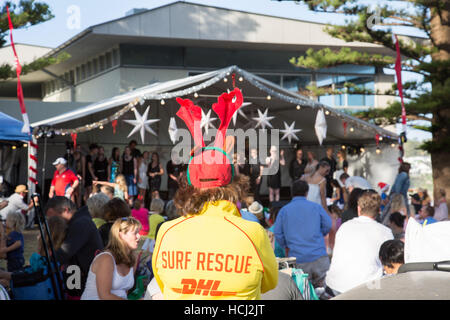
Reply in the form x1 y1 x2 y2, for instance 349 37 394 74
42 137 47 201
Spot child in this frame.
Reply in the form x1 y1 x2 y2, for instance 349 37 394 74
131 199 149 237
0 212 25 272
93 174 128 203
418 205 438 226
379 239 404 275
141 198 165 254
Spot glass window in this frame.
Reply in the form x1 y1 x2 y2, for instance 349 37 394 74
69 70 75 84
105 52 113 69
317 64 375 74
81 64 86 80
282 75 311 92
99 55 105 72
86 61 92 78
112 48 119 66
92 59 98 75
257 74 281 86
76 67 81 83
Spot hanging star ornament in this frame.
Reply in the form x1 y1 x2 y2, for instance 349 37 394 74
232 101 251 126
123 106 160 144
168 117 178 144
253 108 274 130
201 108 217 135
314 109 327 145
280 121 302 144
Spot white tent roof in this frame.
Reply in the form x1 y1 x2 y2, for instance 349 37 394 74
31 65 398 146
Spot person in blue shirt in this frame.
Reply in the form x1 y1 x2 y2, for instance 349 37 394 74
0 211 25 272
390 162 411 215
274 179 332 288
418 205 438 226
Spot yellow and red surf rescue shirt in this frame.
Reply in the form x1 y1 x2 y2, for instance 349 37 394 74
152 200 278 300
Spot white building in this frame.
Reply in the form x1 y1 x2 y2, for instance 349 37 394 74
0 1 414 197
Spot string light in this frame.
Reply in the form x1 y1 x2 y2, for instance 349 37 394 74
99 125 104 130
350 127 354 132
41 65 397 142
379 136 383 141
341 145 346 150
12 146 16 150
194 92 198 98
23 143 28 148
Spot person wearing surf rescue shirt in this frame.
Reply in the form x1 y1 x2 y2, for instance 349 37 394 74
151 88 278 300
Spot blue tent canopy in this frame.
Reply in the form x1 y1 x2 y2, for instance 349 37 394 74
0 112 32 141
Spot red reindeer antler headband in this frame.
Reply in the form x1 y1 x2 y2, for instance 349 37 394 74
176 88 243 189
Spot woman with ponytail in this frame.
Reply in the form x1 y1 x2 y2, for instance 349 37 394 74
81 217 142 300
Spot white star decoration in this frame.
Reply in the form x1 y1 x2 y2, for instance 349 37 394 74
123 106 160 144
232 102 251 126
168 117 178 144
314 109 327 145
253 108 274 130
280 121 302 144
201 109 217 135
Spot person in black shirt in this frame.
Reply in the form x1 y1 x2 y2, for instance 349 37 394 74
93 146 109 182
166 154 183 200
248 148 264 202
289 149 307 182
45 196 103 298
320 147 337 198
83 144 98 202
129 140 142 159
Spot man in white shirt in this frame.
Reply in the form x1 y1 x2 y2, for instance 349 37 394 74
0 185 33 221
324 190 393 297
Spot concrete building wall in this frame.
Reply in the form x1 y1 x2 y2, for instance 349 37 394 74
375 73 396 108
119 68 188 93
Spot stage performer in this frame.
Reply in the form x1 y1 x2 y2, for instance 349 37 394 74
152 88 278 300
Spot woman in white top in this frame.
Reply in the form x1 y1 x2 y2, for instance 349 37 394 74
137 151 150 204
302 161 330 213
303 151 319 178
81 217 142 300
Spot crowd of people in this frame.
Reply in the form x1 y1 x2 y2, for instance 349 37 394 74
0 133 448 300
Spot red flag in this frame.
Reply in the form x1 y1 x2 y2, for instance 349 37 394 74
394 35 406 133
112 119 118 134
71 133 77 149
6 6 30 134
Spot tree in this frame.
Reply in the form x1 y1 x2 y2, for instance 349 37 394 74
285 0 449 208
0 0 69 81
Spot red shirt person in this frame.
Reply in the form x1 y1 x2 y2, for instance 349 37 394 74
49 157 79 201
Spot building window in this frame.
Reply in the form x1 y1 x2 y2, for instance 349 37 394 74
112 48 119 66
92 58 98 75
99 55 105 72
81 64 86 80
105 52 112 69
282 75 311 92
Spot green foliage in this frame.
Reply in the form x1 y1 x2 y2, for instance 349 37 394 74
286 0 450 153
0 52 70 80
0 1 54 48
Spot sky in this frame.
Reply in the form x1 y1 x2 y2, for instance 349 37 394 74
5 0 432 141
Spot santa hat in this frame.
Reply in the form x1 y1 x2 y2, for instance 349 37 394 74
176 88 243 189
378 182 390 193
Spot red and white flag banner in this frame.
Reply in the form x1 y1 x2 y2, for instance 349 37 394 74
7 6 30 134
